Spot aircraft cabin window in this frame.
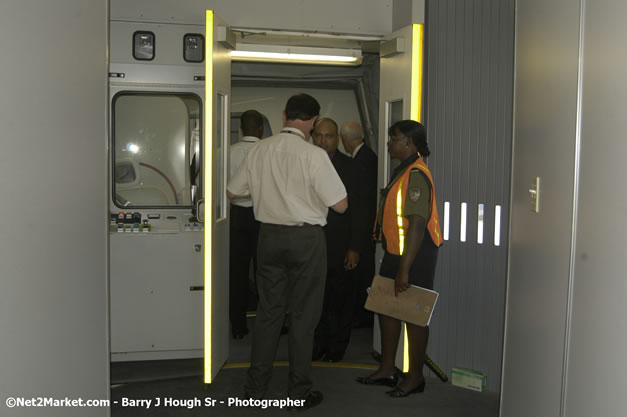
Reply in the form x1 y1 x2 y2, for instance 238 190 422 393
112 93 202 208
133 31 155 61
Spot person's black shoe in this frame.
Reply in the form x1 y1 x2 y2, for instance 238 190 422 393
291 390 323 411
356 375 398 387
302 390 323 410
386 380 426 397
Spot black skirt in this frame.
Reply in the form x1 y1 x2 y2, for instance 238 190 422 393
379 233 439 290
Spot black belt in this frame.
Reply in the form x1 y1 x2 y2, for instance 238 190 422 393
261 222 321 228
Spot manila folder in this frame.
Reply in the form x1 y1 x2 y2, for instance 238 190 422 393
364 275 438 327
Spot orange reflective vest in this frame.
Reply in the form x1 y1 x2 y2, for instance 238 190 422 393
376 155 442 255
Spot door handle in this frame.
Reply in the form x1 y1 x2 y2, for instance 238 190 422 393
529 177 540 213
196 198 205 223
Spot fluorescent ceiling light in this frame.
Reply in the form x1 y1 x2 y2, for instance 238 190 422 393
231 27 384 42
231 44 362 65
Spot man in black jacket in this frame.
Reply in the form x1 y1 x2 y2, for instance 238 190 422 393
340 121 378 328
311 118 358 362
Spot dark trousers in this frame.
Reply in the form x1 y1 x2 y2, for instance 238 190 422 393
353 243 376 325
229 205 259 334
314 265 355 357
245 223 326 399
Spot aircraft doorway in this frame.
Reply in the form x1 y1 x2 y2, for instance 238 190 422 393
107 7 509 416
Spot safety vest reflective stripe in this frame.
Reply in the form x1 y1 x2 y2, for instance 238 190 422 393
433 217 441 246
397 177 405 255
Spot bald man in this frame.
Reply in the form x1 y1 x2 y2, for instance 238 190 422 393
340 121 378 328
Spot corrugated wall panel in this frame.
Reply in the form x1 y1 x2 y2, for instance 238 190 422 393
424 0 514 392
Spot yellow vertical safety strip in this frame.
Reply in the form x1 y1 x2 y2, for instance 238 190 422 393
396 178 405 256
204 9 214 384
404 22 424 374
433 218 441 245
410 23 423 123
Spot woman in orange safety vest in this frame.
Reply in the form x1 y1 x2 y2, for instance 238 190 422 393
356 120 442 397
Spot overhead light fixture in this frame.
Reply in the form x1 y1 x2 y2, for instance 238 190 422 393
231 44 362 66
231 27 384 42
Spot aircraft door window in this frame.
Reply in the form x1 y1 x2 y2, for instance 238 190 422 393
214 92 228 222
112 93 202 208
133 31 155 61
386 100 403 183
183 34 204 63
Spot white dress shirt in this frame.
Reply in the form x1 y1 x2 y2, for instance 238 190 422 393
229 136 259 207
351 142 365 158
228 127 347 226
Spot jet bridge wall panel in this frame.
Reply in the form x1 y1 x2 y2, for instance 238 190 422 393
0 1 109 416
565 2 627 416
424 0 515 392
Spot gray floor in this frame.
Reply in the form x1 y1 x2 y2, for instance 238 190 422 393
111 327 499 417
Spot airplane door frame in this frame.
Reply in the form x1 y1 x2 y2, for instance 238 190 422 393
204 9 232 384
108 20 210 364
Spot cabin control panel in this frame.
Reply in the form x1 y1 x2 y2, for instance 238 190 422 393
110 212 150 233
109 211 203 233
113 211 141 224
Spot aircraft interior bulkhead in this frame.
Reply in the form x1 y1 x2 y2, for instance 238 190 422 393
105 5 508 417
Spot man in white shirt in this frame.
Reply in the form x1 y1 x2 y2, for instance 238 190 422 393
229 110 264 340
228 94 347 410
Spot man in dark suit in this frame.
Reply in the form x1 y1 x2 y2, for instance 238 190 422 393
340 121 378 328
311 118 357 362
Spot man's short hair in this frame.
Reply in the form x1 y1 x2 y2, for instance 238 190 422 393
284 93 320 121
240 109 264 134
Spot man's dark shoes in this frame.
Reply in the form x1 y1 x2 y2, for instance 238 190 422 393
386 380 426 397
288 390 323 411
356 375 398 387
299 390 323 410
